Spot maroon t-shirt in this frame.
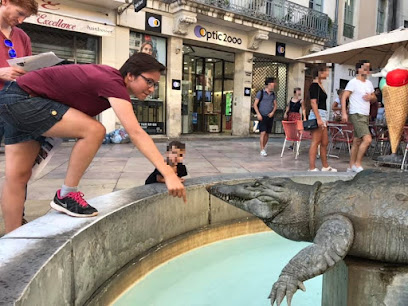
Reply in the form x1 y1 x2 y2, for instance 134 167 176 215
17 64 131 117
0 27 32 89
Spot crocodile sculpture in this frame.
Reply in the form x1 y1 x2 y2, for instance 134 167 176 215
207 170 408 306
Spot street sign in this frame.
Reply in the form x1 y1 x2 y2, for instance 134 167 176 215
133 0 147 12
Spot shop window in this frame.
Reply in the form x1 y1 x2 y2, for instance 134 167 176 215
129 31 166 134
19 23 99 64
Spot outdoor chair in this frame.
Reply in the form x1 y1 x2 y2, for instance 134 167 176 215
327 123 354 158
370 125 390 158
281 121 302 159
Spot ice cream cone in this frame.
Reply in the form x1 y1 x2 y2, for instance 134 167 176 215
382 84 408 153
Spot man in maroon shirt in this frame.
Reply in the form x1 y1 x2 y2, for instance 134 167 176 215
0 0 37 145
0 53 187 233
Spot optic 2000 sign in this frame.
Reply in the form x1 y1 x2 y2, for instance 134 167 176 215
194 25 242 45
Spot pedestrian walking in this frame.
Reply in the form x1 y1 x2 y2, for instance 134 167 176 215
341 60 377 173
253 77 277 157
308 64 337 172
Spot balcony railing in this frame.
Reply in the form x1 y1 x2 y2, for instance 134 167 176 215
325 23 338 47
180 0 330 39
343 22 355 39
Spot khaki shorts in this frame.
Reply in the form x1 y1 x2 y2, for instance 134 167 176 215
349 113 370 138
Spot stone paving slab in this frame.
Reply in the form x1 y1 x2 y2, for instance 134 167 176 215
0 136 401 236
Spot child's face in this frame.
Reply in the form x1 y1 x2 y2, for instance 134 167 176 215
166 147 185 166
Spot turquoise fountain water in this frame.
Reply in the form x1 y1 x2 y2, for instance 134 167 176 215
114 232 322 306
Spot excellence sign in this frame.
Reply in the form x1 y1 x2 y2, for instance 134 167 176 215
27 13 114 36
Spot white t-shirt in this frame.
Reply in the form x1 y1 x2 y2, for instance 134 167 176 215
345 78 374 116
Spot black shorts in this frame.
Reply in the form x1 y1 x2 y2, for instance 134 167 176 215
259 116 274 133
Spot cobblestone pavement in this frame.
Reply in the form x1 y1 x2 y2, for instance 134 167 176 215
0 135 401 235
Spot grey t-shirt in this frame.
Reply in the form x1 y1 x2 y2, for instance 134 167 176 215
256 90 276 116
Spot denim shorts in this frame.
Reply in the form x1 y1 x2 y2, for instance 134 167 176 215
0 81 69 145
309 109 328 122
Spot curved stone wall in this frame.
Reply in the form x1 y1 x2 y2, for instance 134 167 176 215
0 172 352 306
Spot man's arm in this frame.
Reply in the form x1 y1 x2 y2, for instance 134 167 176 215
109 97 186 202
341 90 351 122
253 95 262 121
270 99 277 118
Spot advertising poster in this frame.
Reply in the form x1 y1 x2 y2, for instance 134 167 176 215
129 31 166 66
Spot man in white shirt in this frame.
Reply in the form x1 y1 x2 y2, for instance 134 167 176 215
341 60 377 173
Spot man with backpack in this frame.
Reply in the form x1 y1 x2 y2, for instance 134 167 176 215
253 77 277 156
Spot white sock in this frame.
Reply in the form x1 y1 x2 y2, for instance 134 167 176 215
60 185 78 197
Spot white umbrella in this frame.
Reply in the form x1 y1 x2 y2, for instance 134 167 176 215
297 28 408 69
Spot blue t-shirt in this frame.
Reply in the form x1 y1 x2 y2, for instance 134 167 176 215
256 89 276 116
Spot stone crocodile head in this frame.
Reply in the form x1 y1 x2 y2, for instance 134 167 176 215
207 178 297 220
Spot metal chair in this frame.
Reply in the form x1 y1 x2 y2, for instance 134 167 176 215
281 121 302 159
327 123 354 158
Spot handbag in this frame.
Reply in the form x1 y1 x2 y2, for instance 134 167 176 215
303 84 320 131
303 119 318 130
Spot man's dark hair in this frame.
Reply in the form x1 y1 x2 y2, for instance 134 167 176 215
265 77 276 85
311 64 328 78
119 52 166 78
167 141 185 151
355 60 370 72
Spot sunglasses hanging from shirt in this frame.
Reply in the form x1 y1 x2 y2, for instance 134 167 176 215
4 39 17 58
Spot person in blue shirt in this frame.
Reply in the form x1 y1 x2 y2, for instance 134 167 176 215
253 77 277 157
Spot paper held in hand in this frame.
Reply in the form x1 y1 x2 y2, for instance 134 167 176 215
31 137 63 180
7 52 63 72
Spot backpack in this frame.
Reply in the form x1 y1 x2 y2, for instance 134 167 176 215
251 90 264 115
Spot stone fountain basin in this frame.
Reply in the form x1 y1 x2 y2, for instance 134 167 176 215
0 172 352 305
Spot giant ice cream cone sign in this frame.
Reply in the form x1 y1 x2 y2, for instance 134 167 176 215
382 83 408 153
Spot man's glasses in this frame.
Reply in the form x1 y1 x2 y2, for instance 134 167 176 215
139 74 159 89
4 39 16 58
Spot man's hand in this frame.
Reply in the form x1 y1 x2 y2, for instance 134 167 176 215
0 66 26 81
342 113 348 123
268 112 274 118
257 113 262 121
362 93 371 101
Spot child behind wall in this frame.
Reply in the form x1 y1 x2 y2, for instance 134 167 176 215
145 141 188 185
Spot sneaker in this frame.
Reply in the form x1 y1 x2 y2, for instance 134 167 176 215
260 149 267 157
50 190 98 218
288 145 294 151
308 168 320 172
346 167 353 173
351 165 364 173
321 166 337 172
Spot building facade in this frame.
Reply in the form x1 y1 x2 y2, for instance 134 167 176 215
22 0 335 137
328 0 408 118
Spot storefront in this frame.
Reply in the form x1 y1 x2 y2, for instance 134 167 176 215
116 4 322 137
181 45 234 134
21 0 118 129
129 31 167 134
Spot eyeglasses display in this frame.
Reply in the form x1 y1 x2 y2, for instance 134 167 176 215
4 39 17 58
139 74 159 89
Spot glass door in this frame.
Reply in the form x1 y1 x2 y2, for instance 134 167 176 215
182 45 234 134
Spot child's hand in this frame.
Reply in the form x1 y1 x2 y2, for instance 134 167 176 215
164 172 187 203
